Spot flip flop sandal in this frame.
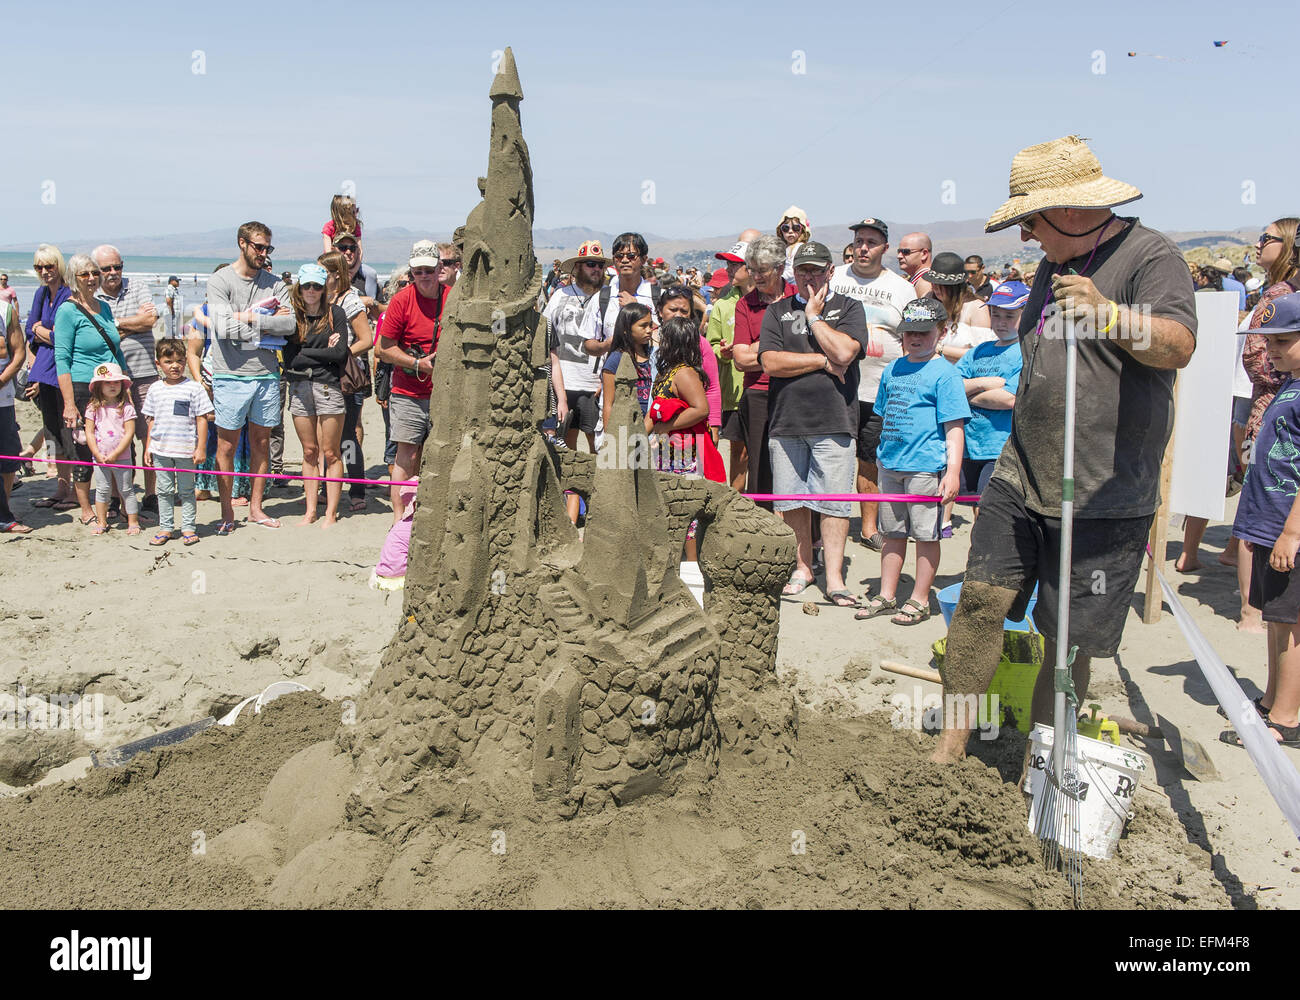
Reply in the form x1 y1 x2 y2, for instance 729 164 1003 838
150 532 170 546
181 532 200 545
782 573 814 596
825 589 859 608
854 595 898 620
91 524 108 536
350 498 368 512
1220 719 1300 748
249 516 281 529
891 598 932 626
0 521 33 534
78 514 97 526
216 520 236 536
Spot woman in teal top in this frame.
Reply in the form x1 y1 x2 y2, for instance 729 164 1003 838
53 254 128 522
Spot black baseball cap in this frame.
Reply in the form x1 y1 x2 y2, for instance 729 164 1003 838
849 217 888 240
897 297 948 331
792 241 833 269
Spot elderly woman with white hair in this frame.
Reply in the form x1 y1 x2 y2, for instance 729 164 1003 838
24 244 75 509
52 253 127 524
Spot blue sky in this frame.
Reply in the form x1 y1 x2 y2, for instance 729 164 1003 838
0 0 1290 244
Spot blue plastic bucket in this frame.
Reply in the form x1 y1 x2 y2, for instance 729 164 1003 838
937 582 1037 632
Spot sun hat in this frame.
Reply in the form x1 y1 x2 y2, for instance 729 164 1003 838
779 206 810 230
791 241 833 269
1246 276 1264 293
560 239 609 273
297 262 328 287
1212 257 1236 275
409 240 440 268
849 217 889 241
985 134 1143 233
707 267 730 289
897 298 948 332
987 280 1031 309
1251 292 1300 335
332 233 360 248
716 241 750 263
926 252 968 286
89 361 132 388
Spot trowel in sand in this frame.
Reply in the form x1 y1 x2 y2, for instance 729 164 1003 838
90 717 217 768
1110 714 1221 782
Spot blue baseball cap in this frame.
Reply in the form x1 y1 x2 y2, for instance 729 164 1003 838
296 262 328 287
988 280 1030 310
1253 292 1300 335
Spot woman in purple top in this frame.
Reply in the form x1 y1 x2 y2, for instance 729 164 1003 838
23 244 75 509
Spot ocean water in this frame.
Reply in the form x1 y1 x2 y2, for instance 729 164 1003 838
0 251 386 323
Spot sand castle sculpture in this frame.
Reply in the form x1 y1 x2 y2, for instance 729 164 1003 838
341 50 796 821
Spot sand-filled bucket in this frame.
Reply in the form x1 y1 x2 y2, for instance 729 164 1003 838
679 561 705 607
1022 723 1150 860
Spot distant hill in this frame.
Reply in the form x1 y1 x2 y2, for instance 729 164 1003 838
3 221 1263 272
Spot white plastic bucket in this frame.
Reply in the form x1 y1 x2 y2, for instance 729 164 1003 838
1022 722 1149 860
679 561 705 608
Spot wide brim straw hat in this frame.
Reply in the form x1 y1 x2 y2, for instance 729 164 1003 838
985 135 1142 233
560 239 610 273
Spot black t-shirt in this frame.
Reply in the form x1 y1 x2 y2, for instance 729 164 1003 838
972 279 995 301
283 304 351 386
992 217 1198 518
758 291 868 438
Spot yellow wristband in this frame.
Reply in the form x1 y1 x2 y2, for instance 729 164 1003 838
1099 300 1118 335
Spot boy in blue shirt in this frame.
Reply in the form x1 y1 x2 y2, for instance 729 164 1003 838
1227 291 1300 747
955 280 1027 511
857 298 970 626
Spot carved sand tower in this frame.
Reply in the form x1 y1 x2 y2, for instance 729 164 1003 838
343 50 796 824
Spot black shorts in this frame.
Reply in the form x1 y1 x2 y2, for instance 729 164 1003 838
720 408 744 443
961 458 997 503
1249 546 1300 623
857 399 883 463
736 389 771 505
565 390 599 435
962 477 1153 658
0 406 20 473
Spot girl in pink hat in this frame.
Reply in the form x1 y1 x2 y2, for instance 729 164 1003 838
84 362 141 535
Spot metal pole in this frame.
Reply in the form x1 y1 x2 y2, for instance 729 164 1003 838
1054 315 1077 787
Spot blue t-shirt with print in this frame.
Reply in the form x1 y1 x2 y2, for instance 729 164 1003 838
875 355 971 473
1235 376 1300 548
955 340 1022 460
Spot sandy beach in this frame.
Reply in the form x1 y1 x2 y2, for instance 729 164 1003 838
0 393 1293 909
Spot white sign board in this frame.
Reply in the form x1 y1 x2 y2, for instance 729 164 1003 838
1169 291 1240 521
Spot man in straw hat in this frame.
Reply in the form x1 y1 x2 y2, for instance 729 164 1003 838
931 134 1197 763
544 239 608 521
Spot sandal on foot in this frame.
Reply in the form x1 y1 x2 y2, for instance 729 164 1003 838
78 514 97 526
149 532 171 546
181 532 200 545
349 498 367 512
0 521 32 534
1220 719 1300 748
854 595 898 620
1217 696 1269 721
91 524 108 536
826 589 858 608
891 598 931 626
216 520 236 536
782 572 814 596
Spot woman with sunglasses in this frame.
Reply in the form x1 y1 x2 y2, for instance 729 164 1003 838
319 249 374 514
284 263 350 527
24 245 76 510
776 206 811 283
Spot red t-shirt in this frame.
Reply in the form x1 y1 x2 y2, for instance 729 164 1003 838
322 219 362 240
383 283 445 399
733 283 795 391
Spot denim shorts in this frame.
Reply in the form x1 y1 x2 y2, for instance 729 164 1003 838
213 376 282 430
769 433 855 517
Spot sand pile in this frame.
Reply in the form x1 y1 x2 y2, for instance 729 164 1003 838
0 693 1232 909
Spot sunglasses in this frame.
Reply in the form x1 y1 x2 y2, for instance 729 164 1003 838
99 263 124 272
300 282 325 291
245 240 275 254
897 248 923 257
778 222 802 233
336 243 358 252
612 251 641 261
411 268 437 277
580 260 604 268
1258 233 1284 248
76 271 101 279
438 259 460 267
1018 215 1039 235
964 268 981 276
